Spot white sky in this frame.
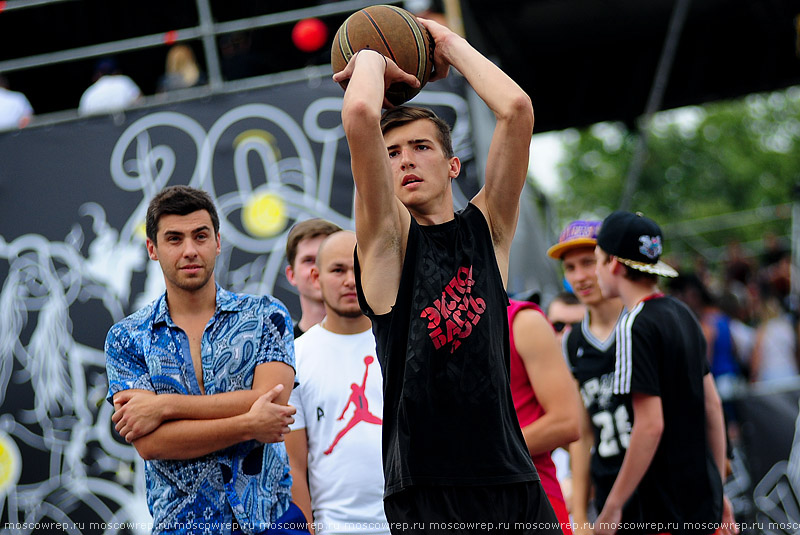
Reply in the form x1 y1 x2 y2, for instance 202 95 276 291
528 131 567 197
526 107 705 199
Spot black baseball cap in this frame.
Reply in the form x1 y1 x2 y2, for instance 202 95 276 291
596 211 678 278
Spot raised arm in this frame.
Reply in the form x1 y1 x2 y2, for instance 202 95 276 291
418 18 534 272
513 309 581 454
334 50 419 314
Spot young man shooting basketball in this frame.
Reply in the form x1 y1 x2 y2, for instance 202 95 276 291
334 16 560 535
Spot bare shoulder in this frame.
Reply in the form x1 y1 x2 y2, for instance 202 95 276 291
513 307 550 334
354 200 411 315
468 193 515 285
470 190 517 249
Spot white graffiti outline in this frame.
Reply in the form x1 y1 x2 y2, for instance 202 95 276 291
0 86 473 533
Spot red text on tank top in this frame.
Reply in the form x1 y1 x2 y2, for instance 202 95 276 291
420 265 486 353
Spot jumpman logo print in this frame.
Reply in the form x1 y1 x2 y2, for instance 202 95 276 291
323 355 382 455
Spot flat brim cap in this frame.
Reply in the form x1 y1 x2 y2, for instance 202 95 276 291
546 220 602 259
596 211 678 278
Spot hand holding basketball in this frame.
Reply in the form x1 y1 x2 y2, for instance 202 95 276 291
331 5 434 105
333 50 420 108
415 16 457 83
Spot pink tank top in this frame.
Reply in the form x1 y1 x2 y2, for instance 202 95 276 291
507 299 565 505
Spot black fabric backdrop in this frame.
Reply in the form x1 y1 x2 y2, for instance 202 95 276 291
0 74 478 533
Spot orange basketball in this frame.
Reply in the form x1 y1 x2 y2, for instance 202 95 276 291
331 4 434 106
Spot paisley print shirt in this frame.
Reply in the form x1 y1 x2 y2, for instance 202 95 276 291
105 285 295 534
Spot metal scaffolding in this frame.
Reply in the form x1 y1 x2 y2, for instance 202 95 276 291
0 0 397 123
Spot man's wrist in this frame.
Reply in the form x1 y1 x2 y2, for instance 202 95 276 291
153 394 174 421
572 509 588 524
603 495 624 511
232 411 253 442
356 49 387 70
432 32 463 66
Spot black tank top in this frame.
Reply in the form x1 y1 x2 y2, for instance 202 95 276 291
355 203 538 496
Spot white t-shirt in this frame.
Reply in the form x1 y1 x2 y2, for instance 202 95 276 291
78 75 141 116
0 88 33 130
755 313 798 383
290 324 389 535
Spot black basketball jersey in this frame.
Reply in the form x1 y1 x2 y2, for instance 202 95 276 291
355 203 538 497
614 295 722 532
564 312 640 515
566 314 653 526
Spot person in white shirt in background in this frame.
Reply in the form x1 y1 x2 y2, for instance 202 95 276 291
78 57 141 116
0 74 33 130
285 230 389 535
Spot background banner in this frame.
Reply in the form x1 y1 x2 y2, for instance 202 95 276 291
734 383 800 533
0 74 478 533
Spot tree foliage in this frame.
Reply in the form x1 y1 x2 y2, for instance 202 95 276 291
544 85 800 261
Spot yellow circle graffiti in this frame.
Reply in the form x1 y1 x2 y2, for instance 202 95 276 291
233 130 281 161
242 192 288 238
0 432 21 497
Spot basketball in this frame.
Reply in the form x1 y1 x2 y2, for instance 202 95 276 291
331 5 434 106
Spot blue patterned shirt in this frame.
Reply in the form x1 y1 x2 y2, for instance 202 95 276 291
105 285 295 535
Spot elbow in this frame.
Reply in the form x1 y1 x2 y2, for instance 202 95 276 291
342 99 380 137
499 92 534 132
561 395 583 445
641 418 664 442
132 437 161 461
703 376 724 418
516 92 534 124
558 412 581 447
135 447 157 462
706 392 723 418
565 418 581 445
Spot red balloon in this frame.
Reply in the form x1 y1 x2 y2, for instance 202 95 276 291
292 18 328 53
163 30 178 45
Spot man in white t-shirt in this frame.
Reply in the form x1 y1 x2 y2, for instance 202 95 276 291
286 231 389 535
78 58 141 116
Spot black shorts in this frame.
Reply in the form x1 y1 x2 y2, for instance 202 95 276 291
383 481 562 534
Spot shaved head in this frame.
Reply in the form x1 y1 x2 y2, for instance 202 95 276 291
316 230 356 268
314 230 362 320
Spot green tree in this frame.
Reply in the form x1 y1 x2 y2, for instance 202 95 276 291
544 86 800 262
